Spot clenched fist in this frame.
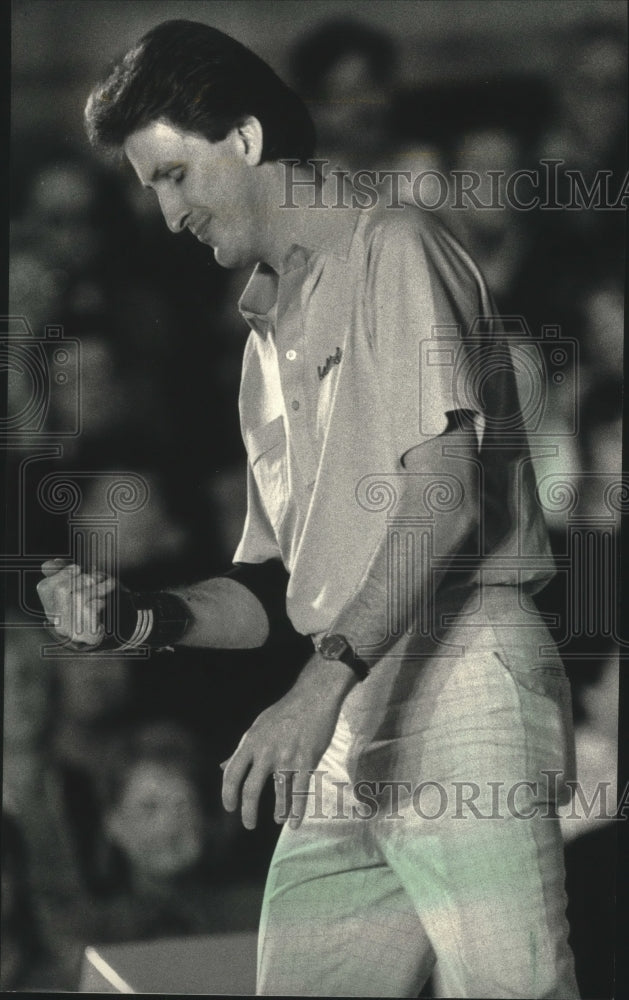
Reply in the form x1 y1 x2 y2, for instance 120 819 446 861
37 559 117 648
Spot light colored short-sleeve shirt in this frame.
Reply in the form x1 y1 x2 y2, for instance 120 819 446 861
234 179 553 638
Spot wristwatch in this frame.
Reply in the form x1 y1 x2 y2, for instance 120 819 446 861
316 633 369 680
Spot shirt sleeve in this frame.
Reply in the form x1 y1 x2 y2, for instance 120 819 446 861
317 419 481 661
364 211 492 462
233 460 284 565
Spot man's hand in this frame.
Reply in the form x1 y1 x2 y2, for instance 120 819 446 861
222 654 357 830
37 559 116 648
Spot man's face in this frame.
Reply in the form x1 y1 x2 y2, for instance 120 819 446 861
125 120 261 269
106 761 205 878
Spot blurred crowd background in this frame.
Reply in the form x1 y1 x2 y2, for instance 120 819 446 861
4 1 626 994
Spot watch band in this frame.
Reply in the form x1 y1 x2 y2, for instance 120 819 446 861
316 633 369 680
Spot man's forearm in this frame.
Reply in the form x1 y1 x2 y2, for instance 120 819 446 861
171 576 270 648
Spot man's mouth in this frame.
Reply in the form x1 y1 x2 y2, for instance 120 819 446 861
189 219 213 244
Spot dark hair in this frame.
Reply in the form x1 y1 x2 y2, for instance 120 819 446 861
84 19 315 163
290 18 396 99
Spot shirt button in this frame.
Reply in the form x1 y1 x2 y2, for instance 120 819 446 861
291 400 300 411
286 349 297 361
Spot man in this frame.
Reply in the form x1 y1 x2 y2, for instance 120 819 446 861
38 20 579 998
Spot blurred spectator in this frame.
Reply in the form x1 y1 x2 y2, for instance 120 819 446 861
451 123 535 307
289 17 445 181
529 262 623 530
9 151 177 461
1 812 59 990
579 282 625 383
89 722 263 943
20 159 111 273
431 75 551 316
3 626 79 896
541 19 626 179
68 467 188 581
290 17 398 172
537 19 626 302
50 655 135 895
2 624 91 986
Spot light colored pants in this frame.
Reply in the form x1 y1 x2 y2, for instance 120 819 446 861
257 589 580 998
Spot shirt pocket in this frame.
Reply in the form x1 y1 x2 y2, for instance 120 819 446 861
246 415 289 535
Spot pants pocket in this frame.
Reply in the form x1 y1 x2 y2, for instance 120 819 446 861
492 648 577 803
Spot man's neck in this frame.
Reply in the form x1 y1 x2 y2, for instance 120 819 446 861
256 161 325 273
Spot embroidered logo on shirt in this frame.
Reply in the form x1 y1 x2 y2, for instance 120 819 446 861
318 347 342 381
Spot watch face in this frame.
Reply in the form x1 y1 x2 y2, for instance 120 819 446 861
319 634 349 659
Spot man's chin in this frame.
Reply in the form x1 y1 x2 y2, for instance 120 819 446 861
213 245 254 271
213 245 236 269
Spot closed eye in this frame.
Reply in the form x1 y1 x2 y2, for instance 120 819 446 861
146 164 187 189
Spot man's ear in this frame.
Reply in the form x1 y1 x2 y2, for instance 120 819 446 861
236 116 264 165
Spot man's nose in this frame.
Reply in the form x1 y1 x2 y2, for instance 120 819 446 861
157 191 189 234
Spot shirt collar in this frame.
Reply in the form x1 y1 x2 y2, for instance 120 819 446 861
239 170 360 334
